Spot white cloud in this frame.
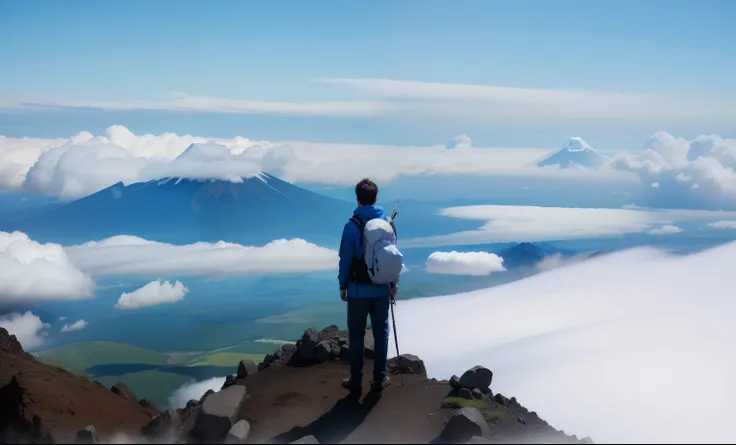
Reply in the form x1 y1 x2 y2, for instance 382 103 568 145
393 242 736 443
168 376 226 410
535 253 591 272
445 134 472 149
65 236 338 277
612 131 736 209
58 316 66 321
116 280 188 310
0 311 49 350
709 220 736 229
316 78 736 120
425 251 505 276
649 224 682 235
60 319 88 333
404 205 736 247
0 231 95 303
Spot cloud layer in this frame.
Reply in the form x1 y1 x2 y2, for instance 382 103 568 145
0 311 49 349
404 204 736 247
60 319 88 333
168 377 227 410
425 251 505 276
116 280 188 310
0 231 95 303
393 242 736 443
66 236 338 277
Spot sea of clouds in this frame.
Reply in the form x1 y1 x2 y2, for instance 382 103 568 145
393 242 736 443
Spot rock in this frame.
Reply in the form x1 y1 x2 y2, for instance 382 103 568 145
340 344 350 359
472 389 484 400
75 425 98 444
194 385 247 441
141 409 180 438
337 337 348 347
459 366 493 391
449 375 461 390
493 393 507 406
222 374 236 389
321 325 339 336
298 329 319 361
290 435 320 444
467 437 492 444
517 416 527 425
237 359 258 379
509 397 517 405
442 407 490 441
200 389 215 403
111 382 137 400
581 437 595 444
314 340 333 363
329 341 341 358
139 398 159 413
186 399 199 409
392 354 427 377
458 388 474 400
224 419 251 444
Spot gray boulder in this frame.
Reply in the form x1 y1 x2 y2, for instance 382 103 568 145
186 399 199 409
391 354 427 377
472 389 484 400
200 389 215 403
449 375 461 390
329 341 341 358
458 388 474 400
493 393 508 406
75 425 98 444
517 416 527 425
581 437 595 444
194 385 248 441
298 329 320 361
314 340 333 363
141 409 180 439
139 398 160 414
237 359 258 379
222 374 236 389
467 437 492 444
224 419 251 444
459 366 493 391
337 337 348 347
340 344 350 359
442 407 490 441
290 435 320 444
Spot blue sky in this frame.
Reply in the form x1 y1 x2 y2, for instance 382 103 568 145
1 0 735 146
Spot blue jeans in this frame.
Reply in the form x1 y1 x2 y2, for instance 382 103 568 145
347 296 390 384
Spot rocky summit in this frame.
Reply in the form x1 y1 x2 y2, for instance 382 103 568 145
0 326 593 444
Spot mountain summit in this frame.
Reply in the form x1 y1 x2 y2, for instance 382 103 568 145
537 137 604 168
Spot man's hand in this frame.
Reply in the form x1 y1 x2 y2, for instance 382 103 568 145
340 289 348 302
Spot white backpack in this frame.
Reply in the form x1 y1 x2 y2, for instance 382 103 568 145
350 216 403 285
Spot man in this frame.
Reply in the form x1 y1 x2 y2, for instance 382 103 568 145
338 178 399 393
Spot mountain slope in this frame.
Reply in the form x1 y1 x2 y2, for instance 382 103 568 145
538 137 604 168
6 173 352 245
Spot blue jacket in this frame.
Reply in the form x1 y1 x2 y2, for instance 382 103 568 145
338 204 395 299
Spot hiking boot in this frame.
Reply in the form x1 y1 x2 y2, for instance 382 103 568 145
341 377 362 392
371 376 391 393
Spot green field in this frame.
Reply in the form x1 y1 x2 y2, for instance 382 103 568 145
186 352 267 367
95 370 191 407
36 342 169 373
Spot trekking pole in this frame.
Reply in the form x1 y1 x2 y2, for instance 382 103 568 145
390 298 404 387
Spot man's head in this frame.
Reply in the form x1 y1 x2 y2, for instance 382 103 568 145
355 178 378 207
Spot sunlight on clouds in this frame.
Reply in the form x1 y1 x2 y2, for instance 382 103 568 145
425 251 505 276
0 231 95 303
65 236 338 277
393 243 736 443
0 311 49 350
116 280 188 310
60 319 88 333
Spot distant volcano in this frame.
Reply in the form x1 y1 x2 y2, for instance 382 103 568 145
5 173 352 246
537 137 604 168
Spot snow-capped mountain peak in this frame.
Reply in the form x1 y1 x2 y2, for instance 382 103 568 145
559 137 594 153
537 137 604 168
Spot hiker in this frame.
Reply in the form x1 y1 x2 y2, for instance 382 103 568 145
338 178 403 393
